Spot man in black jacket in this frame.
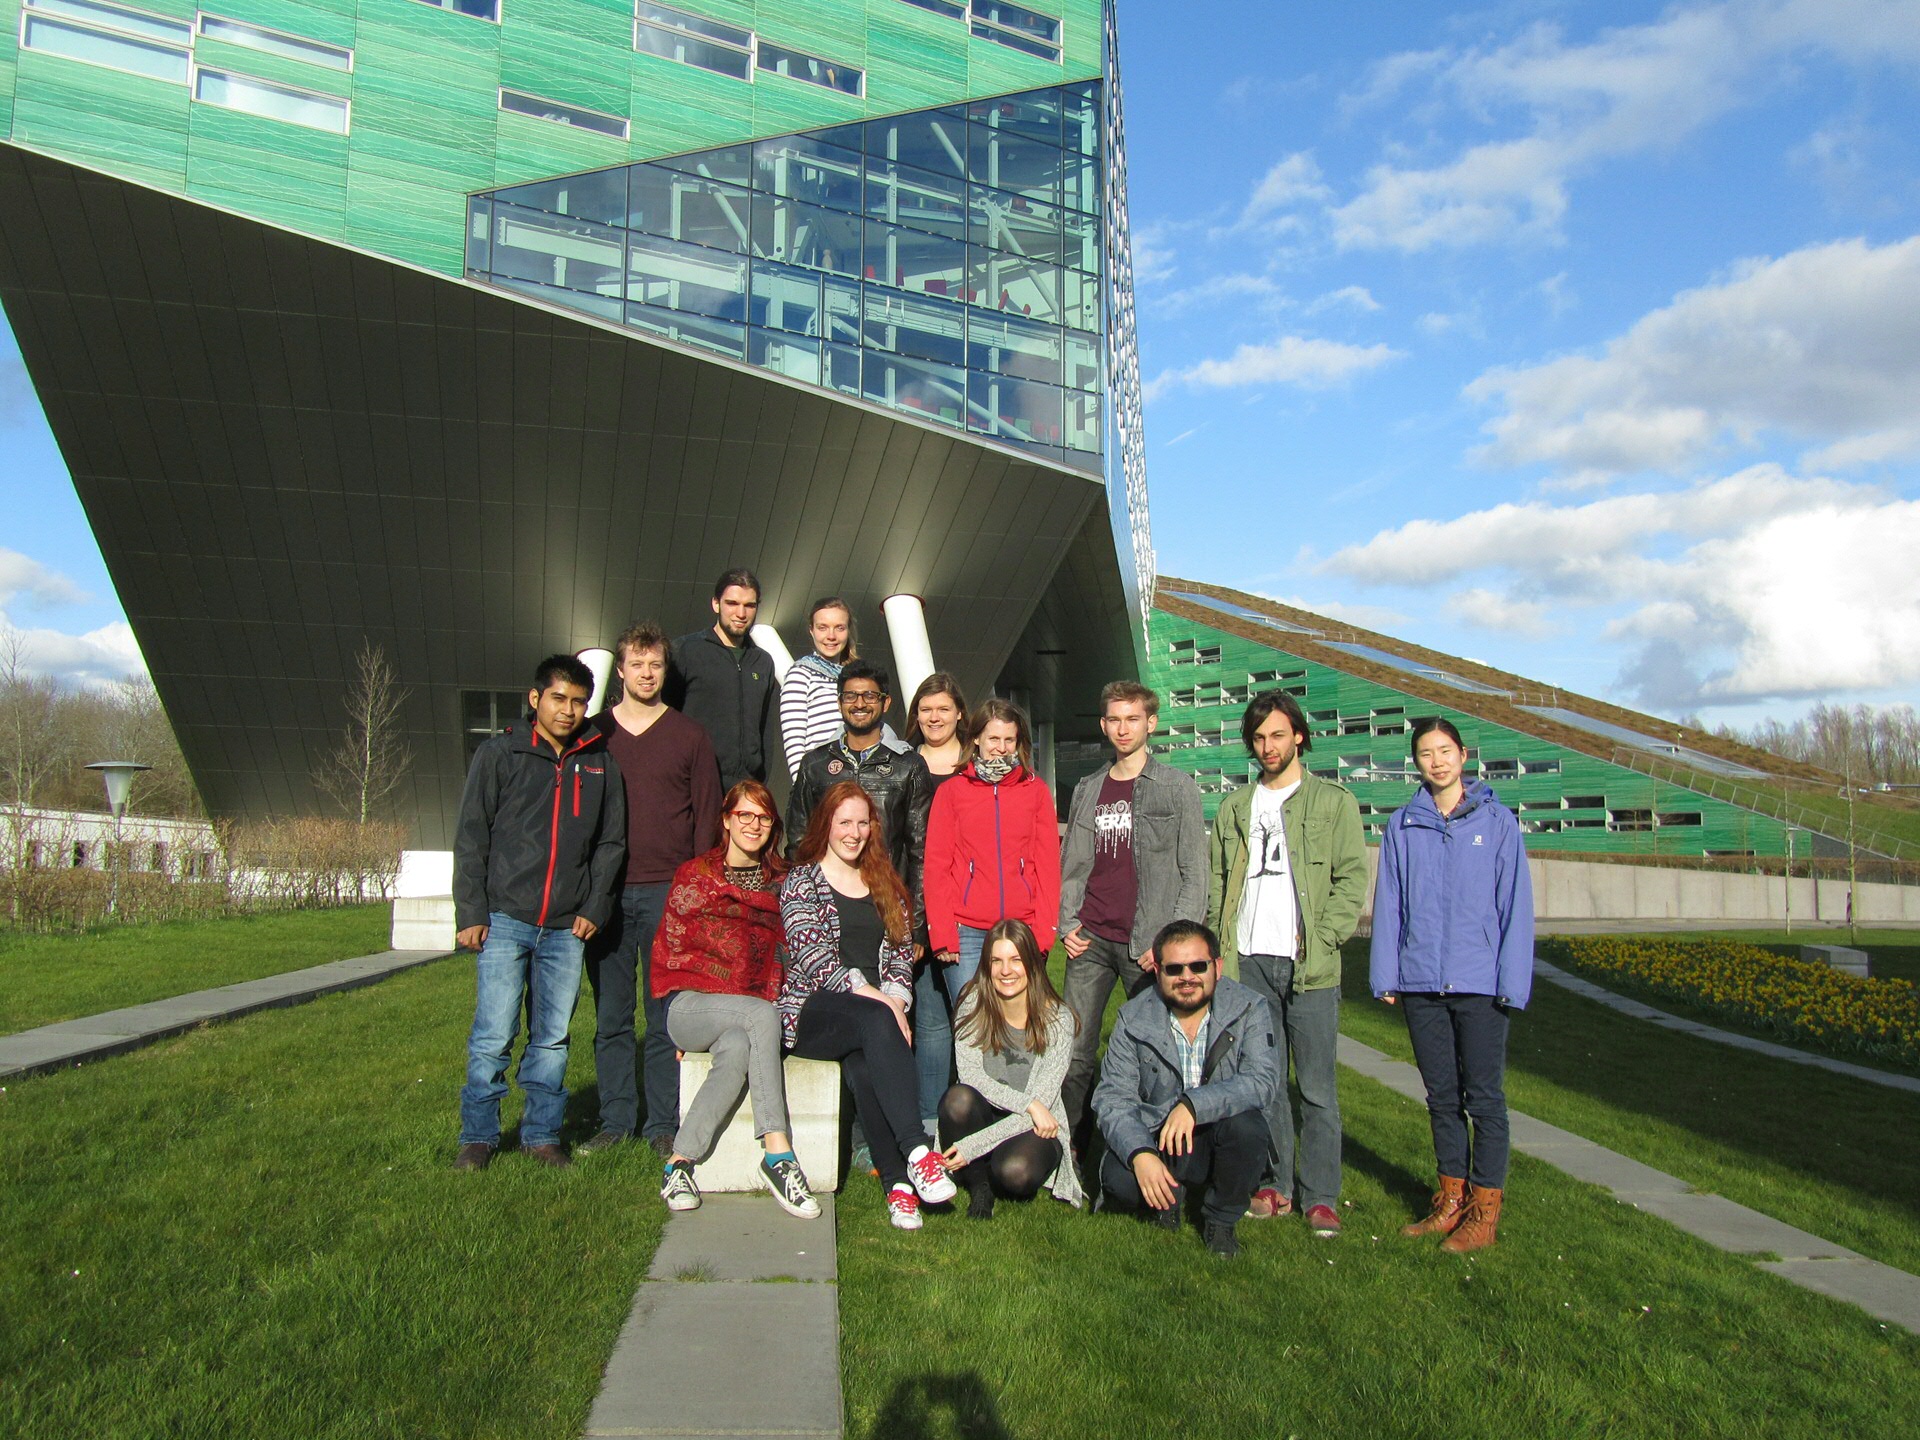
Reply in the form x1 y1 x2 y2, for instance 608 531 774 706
786 661 933 925
452 654 626 1171
668 567 777 790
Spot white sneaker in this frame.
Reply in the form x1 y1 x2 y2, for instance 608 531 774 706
660 1161 701 1212
906 1147 957 1204
887 1184 922 1230
760 1156 822 1220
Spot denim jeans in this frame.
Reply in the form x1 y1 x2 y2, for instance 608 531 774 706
586 881 674 1140
1099 1109 1266 1227
1401 992 1511 1188
913 956 954 1131
941 923 989 1005
1237 954 1342 1211
1060 932 1155 1128
459 913 585 1149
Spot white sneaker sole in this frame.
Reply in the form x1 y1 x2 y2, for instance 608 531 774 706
663 1193 701 1212
888 1206 923 1230
759 1168 822 1220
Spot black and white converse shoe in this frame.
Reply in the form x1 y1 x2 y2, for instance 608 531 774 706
760 1156 822 1220
659 1160 701 1212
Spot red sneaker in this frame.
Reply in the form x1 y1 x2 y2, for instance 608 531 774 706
1246 1188 1293 1219
887 1184 923 1230
1306 1204 1342 1237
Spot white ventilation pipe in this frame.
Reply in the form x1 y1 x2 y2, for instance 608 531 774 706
576 647 615 715
883 593 936 703
752 623 795 683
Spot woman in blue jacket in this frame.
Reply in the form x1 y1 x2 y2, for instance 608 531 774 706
1370 716 1533 1253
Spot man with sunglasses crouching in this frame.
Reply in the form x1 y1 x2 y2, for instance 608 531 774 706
1092 920 1278 1258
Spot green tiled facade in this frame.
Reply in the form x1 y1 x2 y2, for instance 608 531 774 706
1145 606 1800 859
0 0 1102 277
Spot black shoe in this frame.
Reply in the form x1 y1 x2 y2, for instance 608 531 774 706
647 1134 676 1161
1147 1203 1181 1233
958 1162 995 1220
452 1142 493 1172
575 1129 629 1155
1203 1219 1240 1258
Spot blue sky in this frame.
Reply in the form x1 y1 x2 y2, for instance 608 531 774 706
5 0 1920 725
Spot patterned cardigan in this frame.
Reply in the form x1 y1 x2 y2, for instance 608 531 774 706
648 847 787 1002
776 863 915 1046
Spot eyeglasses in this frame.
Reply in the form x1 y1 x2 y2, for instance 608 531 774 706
728 811 772 827
1158 959 1213 978
842 692 884 707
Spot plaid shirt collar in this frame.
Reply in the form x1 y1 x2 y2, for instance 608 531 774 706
1167 1008 1212 1090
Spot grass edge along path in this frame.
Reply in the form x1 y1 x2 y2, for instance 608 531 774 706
0 904 394 1034
0 957 666 1440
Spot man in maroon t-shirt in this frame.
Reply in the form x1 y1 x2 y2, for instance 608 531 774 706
579 621 723 1156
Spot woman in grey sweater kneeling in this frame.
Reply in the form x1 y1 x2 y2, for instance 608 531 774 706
938 918 1085 1217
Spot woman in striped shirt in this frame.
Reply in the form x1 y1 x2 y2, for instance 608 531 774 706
779 596 855 779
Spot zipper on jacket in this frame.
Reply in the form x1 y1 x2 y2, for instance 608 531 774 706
573 768 581 818
993 782 1006 918
962 859 975 908
537 732 593 928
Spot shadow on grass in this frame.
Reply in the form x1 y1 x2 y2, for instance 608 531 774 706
865 1371 1016 1440
1339 1133 1430 1217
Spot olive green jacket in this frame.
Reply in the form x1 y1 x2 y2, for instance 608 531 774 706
1205 772 1368 989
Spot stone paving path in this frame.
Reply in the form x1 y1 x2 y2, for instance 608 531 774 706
586 1194 841 1440
1338 1034 1920 1333
0 948 452 1080
1533 958 1920 1094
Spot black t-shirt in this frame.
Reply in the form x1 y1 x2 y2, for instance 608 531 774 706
832 886 886 989
1077 773 1138 944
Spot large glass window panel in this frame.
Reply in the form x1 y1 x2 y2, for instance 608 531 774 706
1062 81 1098 157
965 89 1061 148
626 231 748 321
967 371 1062 446
1060 205 1097 273
969 0 1061 63
196 69 349 133
863 160 965 242
750 259 823 335
625 302 745 358
1063 268 1098 331
494 168 627 226
635 1 749 47
966 246 1059 321
865 352 966 427
1063 387 1099 452
21 15 187 81
755 41 862 97
864 108 967 178
197 15 351 70
862 289 965 367
969 184 1062 265
410 0 498 21
497 274 624 321
898 0 964 16
466 197 492 273
825 342 862 397
967 310 1061 385
863 220 965 297
823 275 862 346
628 165 750 252
25 0 188 46
750 328 822 384
499 89 628 139
1065 331 1100 392
968 123 1060 205
1062 151 1099 214
634 2 751 79
655 143 752 187
753 134 863 212
490 205 625 300
752 196 860 276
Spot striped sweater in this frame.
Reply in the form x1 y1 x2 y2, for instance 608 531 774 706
779 655 843 780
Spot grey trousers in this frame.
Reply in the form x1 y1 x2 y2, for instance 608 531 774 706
1237 953 1341 1211
1060 932 1156 1128
664 991 791 1164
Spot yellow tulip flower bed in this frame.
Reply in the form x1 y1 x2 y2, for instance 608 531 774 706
1540 935 1920 1070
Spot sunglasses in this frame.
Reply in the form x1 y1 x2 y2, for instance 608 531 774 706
1158 959 1214 978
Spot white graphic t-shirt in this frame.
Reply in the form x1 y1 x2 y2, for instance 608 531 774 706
1237 779 1301 959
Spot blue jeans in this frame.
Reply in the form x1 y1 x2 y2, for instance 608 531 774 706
586 882 673 1140
1401 992 1511 1188
941 924 989 1006
459 913 585 1149
913 957 953 1130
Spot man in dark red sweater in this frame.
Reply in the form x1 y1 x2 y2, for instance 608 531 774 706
579 621 723 1156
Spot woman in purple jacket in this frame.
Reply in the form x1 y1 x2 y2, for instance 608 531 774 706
1370 716 1534 1253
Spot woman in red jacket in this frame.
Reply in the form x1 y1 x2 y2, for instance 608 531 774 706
652 780 819 1221
924 698 1061 1010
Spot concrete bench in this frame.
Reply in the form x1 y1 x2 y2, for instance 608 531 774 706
1802 943 1870 978
676 1053 843 1193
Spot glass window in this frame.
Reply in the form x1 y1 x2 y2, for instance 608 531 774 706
628 165 750 252
1063 387 1099 452
24 0 189 45
625 302 745 357
823 275 861 345
967 372 1061 446
825 341 862 397
864 108 968 178
654 144 752 187
966 310 1060 385
489 204 626 301
634 2 751 80
1062 150 1098 215
195 69 349 133
20 13 187 81
863 219 965 296
1062 81 1098 157
864 161 966 242
1062 267 1098 331
968 123 1060 204
753 134 863 211
750 259 824 335
493 167 629 227
966 88 1061 147
1064 329 1099 391
498 89 628 139
862 289 964 367
466 197 493 272
410 0 499 21
898 0 964 16
969 0 1060 62
969 183 1061 263
626 230 748 321
751 196 860 276
865 351 966 426
496 273 624 321
967 246 1059 321
197 15 351 70
756 41 862 96
750 328 822 384
1061 205 1097 273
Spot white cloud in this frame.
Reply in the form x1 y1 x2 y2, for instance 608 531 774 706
0 549 85 609
1306 285 1381 314
1239 152 1329 226
1 610 145 689
1148 272 1290 317
1467 236 1920 475
1445 587 1560 639
1131 225 1179 287
1145 335 1401 400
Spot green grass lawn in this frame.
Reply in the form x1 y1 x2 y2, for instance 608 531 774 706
1337 942 1920 1275
0 955 665 1440
0 905 396 1033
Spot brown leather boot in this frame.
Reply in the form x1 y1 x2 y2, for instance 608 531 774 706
1440 1186 1503 1253
1401 1175 1467 1237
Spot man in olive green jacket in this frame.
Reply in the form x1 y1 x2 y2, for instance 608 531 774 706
1206 690 1367 1232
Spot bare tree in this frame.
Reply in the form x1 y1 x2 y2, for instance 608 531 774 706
0 624 67 813
313 641 414 824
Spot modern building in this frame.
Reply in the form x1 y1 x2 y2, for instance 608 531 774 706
0 0 1153 843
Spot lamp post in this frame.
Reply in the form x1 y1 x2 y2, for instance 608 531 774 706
85 760 150 917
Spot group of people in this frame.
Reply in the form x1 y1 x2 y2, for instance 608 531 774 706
450 567 1534 1256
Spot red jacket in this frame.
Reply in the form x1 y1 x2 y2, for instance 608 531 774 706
649 848 788 1001
923 763 1061 954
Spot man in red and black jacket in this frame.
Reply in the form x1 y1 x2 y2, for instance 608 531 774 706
451 654 626 1171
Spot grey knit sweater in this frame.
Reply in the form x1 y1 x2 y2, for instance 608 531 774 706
951 997 1085 1207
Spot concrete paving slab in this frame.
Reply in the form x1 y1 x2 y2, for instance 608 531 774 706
1334 1038 1428 1101
647 1195 836 1283
1515 1136 1692 1197
1758 1258 1920 1332
1626 1194 1860 1259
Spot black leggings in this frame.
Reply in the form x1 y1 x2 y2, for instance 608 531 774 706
791 990 929 1189
937 1084 1062 1199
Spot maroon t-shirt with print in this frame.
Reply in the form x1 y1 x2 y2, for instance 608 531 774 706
1076 773 1137 945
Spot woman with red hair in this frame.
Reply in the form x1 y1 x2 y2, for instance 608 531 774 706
780 781 958 1230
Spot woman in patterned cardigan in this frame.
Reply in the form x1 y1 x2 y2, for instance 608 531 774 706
780 780 958 1230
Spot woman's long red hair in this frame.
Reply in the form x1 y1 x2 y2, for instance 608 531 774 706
791 780 911 942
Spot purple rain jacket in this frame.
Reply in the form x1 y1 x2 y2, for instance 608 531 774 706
1369 779 1535 1009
